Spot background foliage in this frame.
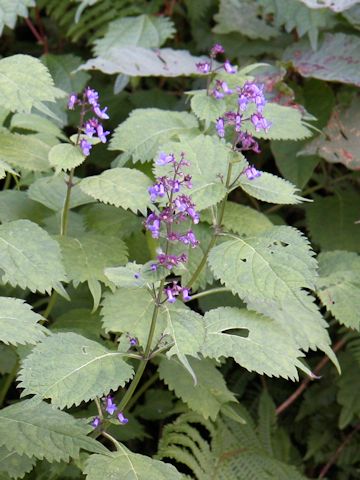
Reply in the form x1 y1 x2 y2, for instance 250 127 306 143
0 0 359 479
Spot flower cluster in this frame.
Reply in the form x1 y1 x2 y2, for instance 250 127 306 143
67 87 110 156
91 395 128 428
196 43 237 77
144 152 200 303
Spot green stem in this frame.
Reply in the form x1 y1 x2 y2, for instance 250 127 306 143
60 168 75 236
3 172 11 190
94 397 104 419
189 287 232 301
0 360 19 407
126 373 159 411
42 291 58 320
117 279 165 412
101 431 121 451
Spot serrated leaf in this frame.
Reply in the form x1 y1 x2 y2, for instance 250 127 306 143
0 399 105 462
246 103 313 140
306 190 360 252
93 14 175 56
101 288 167 347
57 233 128 310
299 0 358 12
0 55 64 113
190 90 227 123
83 204 142 238
202 201 273 236
213 0 278 40
159 357 236 420
156 136 246 211
110 109 198 163
84 449 182 480
79 168 152 215
81 48 212 77
0 446 35 480
300 98 360 170
0 220 67 294
201 307 310 380
18 332 134 408
238 171 305 204
0 1 35 35
0 297 47 346
0 160 17 180
28 173 94 211
49 143 85 173
284 33 360 86
10 113 65 139
316 251 360 330
0 132 52 172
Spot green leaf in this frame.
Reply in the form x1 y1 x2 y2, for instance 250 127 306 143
0 55 64 113
0 399 105 462
159 357 237 420
156 136 246 210
49 143 85 173
0 132 52 172
83 204 142 238
306 190 360 252
238 171 305 204
0 160 17 180
0 220 67 294
101 288 167 347
0 297 47 346
0 345 17 374
337 352 360 428
28 173 94 211
300 98 360 170
57 233 128 310
271 140 319 189
316 251 360 330
0 191 50 224
299 0 358 13
201 307 310 380
81 48 212 77
18 332 134 408
51 308 103 340
42 54 90 94
284 33 360 87
84 449 182 480
202 201 273 236
0 445 35 480
104 262 167 290
190 90 227 123
10 113 65 139
213 0 278 39
93 14 175 56
79 168 152 215
110 109 198 163
0 1 35 35
246 103 313 140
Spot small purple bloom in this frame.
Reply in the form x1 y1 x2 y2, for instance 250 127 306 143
156 152 175 166
237 132 261 153
179 230 199 247
84 118 98 137
80 139 92 156
85 87 99 106
251 113 272 133
150 263 158 271
212 89 224 100
182 288 191 301
129 337 137 346
105 396 117 415
148 182 166 202
96 124 110 143
196 62 211 74
91 416 101 428
216 117 225 138
118 412 129 425
165 287 177 303
219 81 233 95
94 105 109 120
210 43 225 57
68 93 78 110
245 166 261 180
223 60 237 74
134 273 140 279
235 113 242 132
145 213 161 238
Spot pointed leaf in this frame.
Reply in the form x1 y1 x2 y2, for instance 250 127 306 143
0 159 17 180
79 168 152 215
0 220 67 294
0 1 35 35
18 332 134 408
49 143 85 173
0 446 35 480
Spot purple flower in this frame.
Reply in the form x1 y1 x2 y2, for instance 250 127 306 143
216 117 225 138
245 166 261 180
196 62 211 74
156 152 175 166
182 288 191 301
96 124 110 143
68 93 78 110
84 118 98 137
85 87 99 106
129 337 137 346
210 43 225 57
165 287 177 303
178 230 199 247
223 60 236 74
145 213 161 238
94 105 109 120
237 132 261 153
80 139 92 156
251 113 272 133
91 416 101 428
235 113 242 132
148 182 166 202
118 412 129 425
237 82 266 113
105 396 117 415
157 253 188 270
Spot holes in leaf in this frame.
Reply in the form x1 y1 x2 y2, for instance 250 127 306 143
222 328 249 338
